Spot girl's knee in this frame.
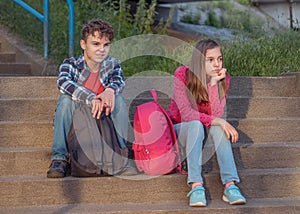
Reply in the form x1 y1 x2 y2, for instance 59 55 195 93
209 126 231 147
210 126 226 137
188 120 205 137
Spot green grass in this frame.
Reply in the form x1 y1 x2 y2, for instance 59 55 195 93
223 30 300 76
0 0 299 77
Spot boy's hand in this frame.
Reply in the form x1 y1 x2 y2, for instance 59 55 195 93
91 98 102 119
94 88 115 115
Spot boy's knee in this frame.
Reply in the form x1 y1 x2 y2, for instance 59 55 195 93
115 94 126 107
113 94 127 115
56 95 74 114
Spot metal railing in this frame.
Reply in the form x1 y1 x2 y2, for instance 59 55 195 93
13 0 74 58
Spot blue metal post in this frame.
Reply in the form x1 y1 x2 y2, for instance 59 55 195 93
13 0 74 58
13 0 49 58
43 0 49 58
67 0 74 57
13 0 44 22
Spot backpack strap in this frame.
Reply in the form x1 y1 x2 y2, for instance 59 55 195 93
150 89 158 103
73 105 103 174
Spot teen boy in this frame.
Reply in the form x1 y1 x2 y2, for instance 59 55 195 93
47 19 132 178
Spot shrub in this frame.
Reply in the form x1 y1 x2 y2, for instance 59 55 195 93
0 0 162 65
1 0 299 77
223 29 300 76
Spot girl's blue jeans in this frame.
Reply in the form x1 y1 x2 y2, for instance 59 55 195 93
174 120 240 185
51 94 128 161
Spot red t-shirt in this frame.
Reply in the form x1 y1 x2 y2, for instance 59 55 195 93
83 71 104 95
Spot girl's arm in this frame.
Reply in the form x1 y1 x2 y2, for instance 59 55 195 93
211 117 239 143
208 72 230 118
173 67 214 127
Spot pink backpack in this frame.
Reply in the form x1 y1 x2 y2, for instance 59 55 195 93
132 89 181 175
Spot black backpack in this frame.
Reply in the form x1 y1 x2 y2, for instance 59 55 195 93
67 104 128 177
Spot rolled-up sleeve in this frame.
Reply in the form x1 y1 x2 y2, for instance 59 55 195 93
106 59 125 94
57 58 96 105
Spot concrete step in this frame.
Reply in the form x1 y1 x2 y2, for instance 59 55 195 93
1 168 299 207
0 99 57 121
231 118 300 144
128 96 300 119
1 142 299 177
232 141 300 169
228 75 300 97
0 63 31 76
0 74 299 98
0 118 299 148
0 147 51 176
226 96 300 118
0 77 59 99
122 75 300 98
0 52 16 63
0 121 53 148
0 96 299 122
1 198 299 214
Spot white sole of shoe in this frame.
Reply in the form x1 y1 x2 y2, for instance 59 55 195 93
222 195 246 205
189 202 207 207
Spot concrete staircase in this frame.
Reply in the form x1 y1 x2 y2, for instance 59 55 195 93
0 39 31 76
1 37 300 214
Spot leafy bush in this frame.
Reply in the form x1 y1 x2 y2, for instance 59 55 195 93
180 14 200 25
0 0 161 65
205 10 221 28
0 0 299 77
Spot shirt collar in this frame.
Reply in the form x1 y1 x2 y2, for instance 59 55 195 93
77 54 111 72
77 54 86 71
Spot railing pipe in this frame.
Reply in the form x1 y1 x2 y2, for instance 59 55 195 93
43 0 49 58
12 0 74 58
67 0 75 57
13 0 49 58
13 0 44 22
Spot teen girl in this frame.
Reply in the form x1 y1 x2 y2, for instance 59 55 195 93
168 39 246 207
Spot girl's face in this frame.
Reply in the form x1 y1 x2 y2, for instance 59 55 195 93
204 46 223 78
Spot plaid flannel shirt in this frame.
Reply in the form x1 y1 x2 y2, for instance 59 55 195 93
57 54 125 105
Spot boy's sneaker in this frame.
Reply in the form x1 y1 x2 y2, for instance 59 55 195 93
222 185 246 205
47 160 68 178
187 186 207 207
119 162 138 176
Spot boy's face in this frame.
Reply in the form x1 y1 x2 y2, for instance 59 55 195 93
80 31 110 65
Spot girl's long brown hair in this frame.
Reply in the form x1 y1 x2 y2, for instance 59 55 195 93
187 39 226 103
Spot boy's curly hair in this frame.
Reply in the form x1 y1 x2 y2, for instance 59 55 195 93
81 19 114 42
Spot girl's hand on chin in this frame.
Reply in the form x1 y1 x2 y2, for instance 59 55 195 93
217 68 227 80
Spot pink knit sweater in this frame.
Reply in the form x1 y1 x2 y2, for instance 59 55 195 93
167 66 230 127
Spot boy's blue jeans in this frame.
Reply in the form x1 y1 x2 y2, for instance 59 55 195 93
51 94 128 161
174 120 240 185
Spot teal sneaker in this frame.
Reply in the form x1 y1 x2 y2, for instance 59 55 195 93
222 185 246 205
187 186 207 207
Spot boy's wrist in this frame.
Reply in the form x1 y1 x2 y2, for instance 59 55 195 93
106 87 116 94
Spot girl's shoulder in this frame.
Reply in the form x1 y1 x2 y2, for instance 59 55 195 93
174 65 189 78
